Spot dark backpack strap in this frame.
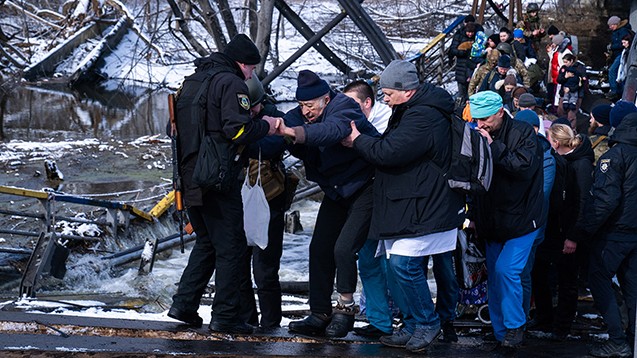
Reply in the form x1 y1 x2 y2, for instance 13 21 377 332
192 70 218 139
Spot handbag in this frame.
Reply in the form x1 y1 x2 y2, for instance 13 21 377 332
241 154 270 250
248 158 285 201
192 132 242 193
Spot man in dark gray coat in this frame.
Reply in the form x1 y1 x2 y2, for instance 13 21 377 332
343 60 465 353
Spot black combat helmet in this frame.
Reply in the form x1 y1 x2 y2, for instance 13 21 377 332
526 3 540 13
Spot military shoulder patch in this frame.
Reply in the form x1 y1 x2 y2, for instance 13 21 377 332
237 93 250 111
600 159 611 173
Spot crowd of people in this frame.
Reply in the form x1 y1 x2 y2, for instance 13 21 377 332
450 9 634 126
164 7 637 357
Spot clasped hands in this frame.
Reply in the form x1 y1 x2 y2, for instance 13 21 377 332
262 117 362 146
262 116 294 137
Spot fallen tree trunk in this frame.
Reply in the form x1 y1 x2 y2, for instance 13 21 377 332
3 0 63 30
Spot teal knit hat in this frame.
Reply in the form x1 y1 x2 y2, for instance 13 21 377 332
469 91 503 118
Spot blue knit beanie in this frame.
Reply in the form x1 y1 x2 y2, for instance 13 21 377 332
610 100 637 128
469 91 503 118
513 29 524 39
296 70 331 101
515 109 540 127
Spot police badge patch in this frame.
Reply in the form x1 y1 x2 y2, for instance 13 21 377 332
600 159 611 173
237 93 251 111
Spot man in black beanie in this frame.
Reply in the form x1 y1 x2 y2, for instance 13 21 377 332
274 70 380 338
167 33 279 335
589 103 613 163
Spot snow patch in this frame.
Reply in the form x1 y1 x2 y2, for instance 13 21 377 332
141 240 154 261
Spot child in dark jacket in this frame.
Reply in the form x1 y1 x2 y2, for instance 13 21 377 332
560 66 580 110
557 53 587 128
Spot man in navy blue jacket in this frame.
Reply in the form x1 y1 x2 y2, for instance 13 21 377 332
275 70 379 338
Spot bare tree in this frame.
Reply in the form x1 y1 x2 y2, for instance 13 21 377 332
247 0 258 39
165 0 205 55
194 0 228 50
254 0 275 77
216 0 238 39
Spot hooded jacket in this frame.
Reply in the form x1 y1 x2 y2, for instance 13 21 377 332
471 113 545 242
178 52 269 206
284 91 379 201
574 112 637 242
353 83 465 239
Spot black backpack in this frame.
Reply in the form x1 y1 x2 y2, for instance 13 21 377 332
173 65 243 193
439 113 494 196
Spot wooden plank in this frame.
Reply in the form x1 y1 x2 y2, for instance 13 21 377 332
0 185 49 199
0 185 153 222
419 33 447 55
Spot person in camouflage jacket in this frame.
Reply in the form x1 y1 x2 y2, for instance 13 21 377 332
469 49 501 96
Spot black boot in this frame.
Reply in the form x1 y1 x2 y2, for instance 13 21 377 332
167 306 203 328
325 301 357 338
288 313 331 336
209 321 254 334
439 320 458 342
502 327 524 348
325 313 354 338
353 324 392 338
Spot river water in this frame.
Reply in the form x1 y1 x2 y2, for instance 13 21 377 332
3 84 170 141
1 83 316 311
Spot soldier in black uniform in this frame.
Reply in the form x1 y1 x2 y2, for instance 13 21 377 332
167 34 278 335
241 76 289 330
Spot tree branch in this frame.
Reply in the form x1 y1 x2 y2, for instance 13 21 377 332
166 0 208 56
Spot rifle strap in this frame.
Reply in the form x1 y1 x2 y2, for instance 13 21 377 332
591 135 607 149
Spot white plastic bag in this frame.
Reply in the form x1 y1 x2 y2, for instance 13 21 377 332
241 155 270 250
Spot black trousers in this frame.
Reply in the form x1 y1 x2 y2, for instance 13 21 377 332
171 182 250 325
309 183 373 315
589 240 637 345
244 192 286 328
531 244 578 333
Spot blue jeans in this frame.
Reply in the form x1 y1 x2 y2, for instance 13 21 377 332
388 254 441 333
609 55 621 94
486 229 540 341
432 251 459 323
358 239 396 334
